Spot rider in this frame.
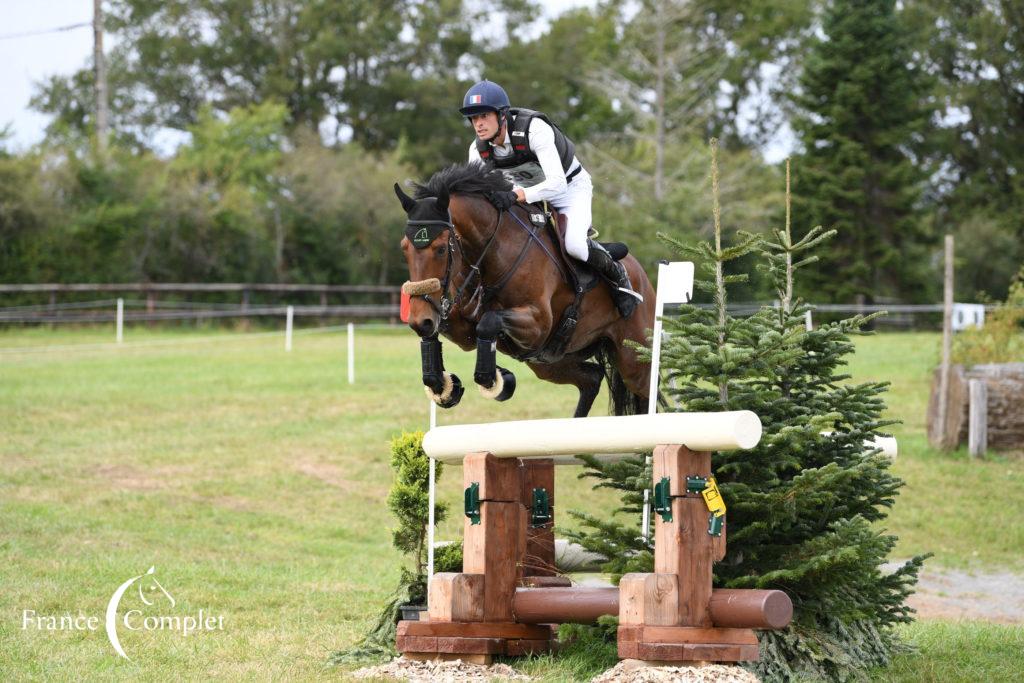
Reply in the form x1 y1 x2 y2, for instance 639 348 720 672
459 79 643 318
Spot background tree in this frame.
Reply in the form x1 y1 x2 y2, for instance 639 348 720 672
906 0 1024 299
791 0 936 303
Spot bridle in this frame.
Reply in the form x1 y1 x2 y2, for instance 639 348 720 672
404 206 503 332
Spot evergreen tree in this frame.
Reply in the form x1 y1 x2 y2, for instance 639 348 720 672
566 143 926 681
790 0 934 303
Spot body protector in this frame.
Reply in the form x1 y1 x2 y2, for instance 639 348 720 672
476 108 578 188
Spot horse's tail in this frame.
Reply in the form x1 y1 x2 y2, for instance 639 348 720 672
596 340 645 416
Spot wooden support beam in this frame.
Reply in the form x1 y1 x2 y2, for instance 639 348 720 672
428 573 484 623
519 458 556 576
652 445 714 626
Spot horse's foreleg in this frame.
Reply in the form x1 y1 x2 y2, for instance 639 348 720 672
474 310 516 401
420 336 465 408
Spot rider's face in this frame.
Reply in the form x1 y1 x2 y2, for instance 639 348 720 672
469 112 501 141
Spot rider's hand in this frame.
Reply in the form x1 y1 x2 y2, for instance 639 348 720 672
487 190 519 210
513 188 526 202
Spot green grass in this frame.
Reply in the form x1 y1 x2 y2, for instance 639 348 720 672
1 326 1021 681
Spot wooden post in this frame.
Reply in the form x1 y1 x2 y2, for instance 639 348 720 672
652 444 714 626
933 234 954 448
519 459 556 577
617 443 758 662
968 378 987 458
461 453 524 622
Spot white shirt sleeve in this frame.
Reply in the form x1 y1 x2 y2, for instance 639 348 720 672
468 141 481 164
521 118 569 204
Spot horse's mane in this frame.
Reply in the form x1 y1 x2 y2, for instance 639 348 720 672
413 162 512 199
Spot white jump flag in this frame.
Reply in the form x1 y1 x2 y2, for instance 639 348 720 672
641 261 694 539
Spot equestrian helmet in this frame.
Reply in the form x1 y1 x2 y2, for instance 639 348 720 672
459 80 510 117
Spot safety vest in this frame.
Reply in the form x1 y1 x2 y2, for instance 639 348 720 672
476 108 579 188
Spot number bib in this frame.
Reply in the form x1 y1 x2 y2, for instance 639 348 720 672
499 160 547 188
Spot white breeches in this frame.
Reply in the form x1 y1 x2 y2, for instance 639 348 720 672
545 169 593 262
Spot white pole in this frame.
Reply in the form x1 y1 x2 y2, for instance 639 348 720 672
347 322 355 384
805 309 812 331
427 400 437 594
116 298 123 344
641 262 694 541
285 305 293 352
641 300 664 540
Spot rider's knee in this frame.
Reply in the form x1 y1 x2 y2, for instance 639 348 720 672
564 226 590 261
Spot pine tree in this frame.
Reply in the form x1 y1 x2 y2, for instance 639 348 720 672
790 0 934 303
566 143 927 681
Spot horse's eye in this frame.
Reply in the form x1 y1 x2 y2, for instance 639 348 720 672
435 246 445 257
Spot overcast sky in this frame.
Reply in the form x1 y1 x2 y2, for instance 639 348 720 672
0 1 597 152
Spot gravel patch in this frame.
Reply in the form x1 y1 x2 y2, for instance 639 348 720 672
590 660 760 683
351 657 532 682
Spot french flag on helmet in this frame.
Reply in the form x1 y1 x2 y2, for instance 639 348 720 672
459 80 511 117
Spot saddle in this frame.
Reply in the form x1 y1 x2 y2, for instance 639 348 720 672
526 201 629 293
516 201 631 364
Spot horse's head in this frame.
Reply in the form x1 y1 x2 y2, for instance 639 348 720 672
395 182 457 338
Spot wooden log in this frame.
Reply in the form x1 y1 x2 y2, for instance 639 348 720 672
515 586 624 625
969 378 988 458
928 363 1024 451
423 412 762 463
708 589 792 629
511 586 791 629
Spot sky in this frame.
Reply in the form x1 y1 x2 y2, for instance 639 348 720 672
0 0 97 150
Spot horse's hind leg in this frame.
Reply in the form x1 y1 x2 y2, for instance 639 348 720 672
527 357 605 418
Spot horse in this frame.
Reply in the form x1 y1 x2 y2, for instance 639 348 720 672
395 162 656 417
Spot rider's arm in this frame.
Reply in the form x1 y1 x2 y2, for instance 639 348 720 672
521 118 568 204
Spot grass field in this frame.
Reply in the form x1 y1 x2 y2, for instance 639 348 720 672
1 325 1022 681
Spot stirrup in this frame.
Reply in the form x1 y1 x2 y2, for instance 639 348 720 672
617 286 644 302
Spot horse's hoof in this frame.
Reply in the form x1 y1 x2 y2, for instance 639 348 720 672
425 372 464 408
495 367 516 401
479 367 515 401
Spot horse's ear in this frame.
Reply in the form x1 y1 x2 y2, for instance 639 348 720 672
393 183 416 213
435 186 449 213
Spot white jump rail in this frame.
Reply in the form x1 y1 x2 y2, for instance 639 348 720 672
422 411 763 464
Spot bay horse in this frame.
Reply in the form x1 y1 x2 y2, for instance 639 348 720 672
395 163 656 417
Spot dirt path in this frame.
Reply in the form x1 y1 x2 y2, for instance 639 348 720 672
886 562 1024 623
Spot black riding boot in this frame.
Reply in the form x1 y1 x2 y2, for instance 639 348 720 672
586 241 642 319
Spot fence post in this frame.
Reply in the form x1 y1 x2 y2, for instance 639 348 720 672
347 322 355 384
968 379 987 458
934 235 954 448
116 298 124 344
285 305 294 352
805 310 812 331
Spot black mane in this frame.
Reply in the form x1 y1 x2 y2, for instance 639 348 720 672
413 162 511 199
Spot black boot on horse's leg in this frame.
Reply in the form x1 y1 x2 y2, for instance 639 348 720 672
586 240 643 319
474 311 516 402
421 336 464 408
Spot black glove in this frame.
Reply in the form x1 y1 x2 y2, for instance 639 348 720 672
487 190 518 210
